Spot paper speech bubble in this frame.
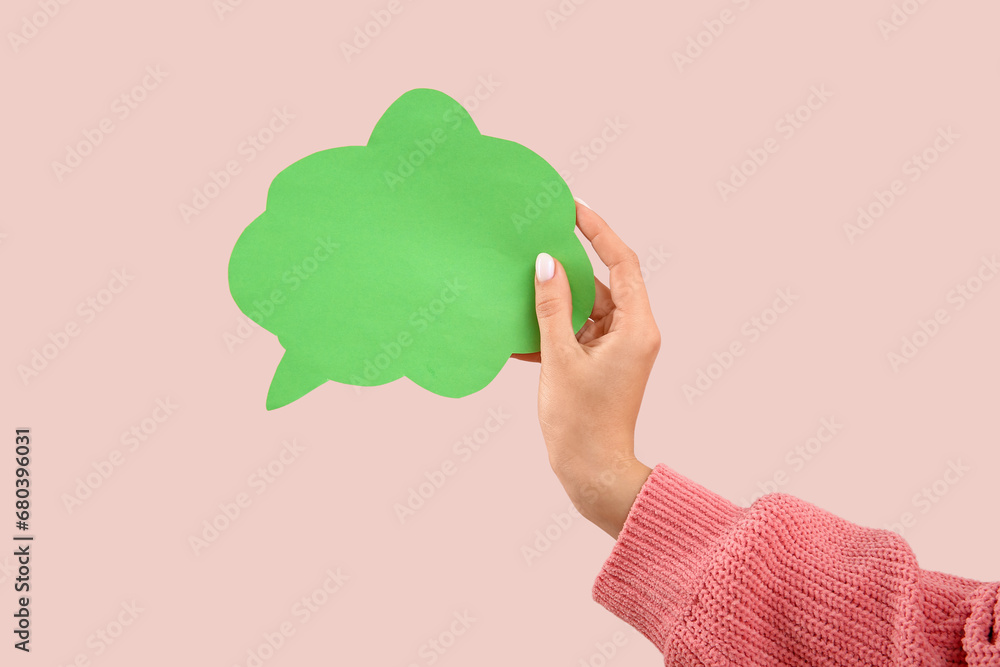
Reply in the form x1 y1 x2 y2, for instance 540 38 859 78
228 88 595 409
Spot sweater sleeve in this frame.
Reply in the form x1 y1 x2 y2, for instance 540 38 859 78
592 463 1000 666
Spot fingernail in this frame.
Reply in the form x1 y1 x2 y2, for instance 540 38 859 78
535 252 555 282
574 197 590 209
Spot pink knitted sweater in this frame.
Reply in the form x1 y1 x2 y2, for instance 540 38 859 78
593 464 999 666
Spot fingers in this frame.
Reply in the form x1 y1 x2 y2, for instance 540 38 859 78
515 258 600 364
574 200 651 316
591 276 614 321
512 313 599 361
518 203 654 363
534 252 579 361
576 318 605 346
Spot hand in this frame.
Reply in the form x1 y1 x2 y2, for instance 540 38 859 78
513 200 659 539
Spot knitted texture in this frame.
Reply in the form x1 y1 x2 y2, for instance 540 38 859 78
593 464 999 666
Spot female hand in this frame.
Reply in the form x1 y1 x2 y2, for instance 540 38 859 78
514 200 660 539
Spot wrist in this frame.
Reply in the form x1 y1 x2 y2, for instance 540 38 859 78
560 457 653 539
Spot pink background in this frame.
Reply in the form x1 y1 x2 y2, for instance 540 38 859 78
3 0 998 664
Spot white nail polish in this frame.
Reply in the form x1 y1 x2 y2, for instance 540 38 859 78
535 253 555 282
574 197 590 209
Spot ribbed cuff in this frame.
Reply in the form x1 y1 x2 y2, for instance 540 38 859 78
592 463 746 651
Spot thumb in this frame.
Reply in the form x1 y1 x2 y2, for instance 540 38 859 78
534 252 578 359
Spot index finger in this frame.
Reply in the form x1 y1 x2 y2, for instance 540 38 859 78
574 200 651 314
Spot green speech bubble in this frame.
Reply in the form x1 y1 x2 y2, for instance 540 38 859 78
228 88 595 409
